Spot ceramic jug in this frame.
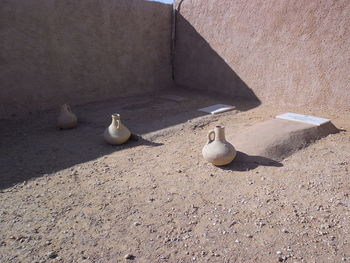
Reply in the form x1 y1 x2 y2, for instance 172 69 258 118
202 126 236 166
57 104 78 129
104 113 131 145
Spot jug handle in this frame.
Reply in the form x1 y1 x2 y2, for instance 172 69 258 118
114 120 120 129
207 130 215 144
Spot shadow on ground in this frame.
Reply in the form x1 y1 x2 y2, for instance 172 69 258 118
220 151 283 172
0 89 260 189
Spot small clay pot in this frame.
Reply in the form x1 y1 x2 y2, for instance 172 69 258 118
104 113 131 145
202 126 236 166
57 104 78 129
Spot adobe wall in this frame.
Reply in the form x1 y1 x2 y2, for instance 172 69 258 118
174 0 350 110
0 0 172 119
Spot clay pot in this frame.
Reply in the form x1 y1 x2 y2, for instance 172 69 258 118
57 104 78 129
202 126 236 166
104 113 131 145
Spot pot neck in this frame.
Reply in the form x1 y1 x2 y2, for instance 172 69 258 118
111 114 121 128
111 114 120 121
214 126 226 141
61 105 70 114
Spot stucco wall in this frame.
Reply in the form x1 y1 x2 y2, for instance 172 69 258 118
174 0 350 110
0 0 172 118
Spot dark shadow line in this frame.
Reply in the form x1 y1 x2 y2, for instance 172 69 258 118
218 151 283 172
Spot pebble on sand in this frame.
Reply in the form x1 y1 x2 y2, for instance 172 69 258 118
124 254 135 260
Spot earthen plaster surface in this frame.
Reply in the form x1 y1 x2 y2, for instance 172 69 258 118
0 0 172 118
174 0 350 110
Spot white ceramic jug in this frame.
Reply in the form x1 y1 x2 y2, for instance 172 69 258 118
202 126 236 166
57 104 78 129
104 114 131 145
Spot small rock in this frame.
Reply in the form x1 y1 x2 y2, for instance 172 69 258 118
318 231 328 236
124 254 135 260
321 224 330 229
47 251 58 259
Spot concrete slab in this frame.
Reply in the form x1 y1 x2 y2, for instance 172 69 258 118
276 113 330 126
227 118 339 162
198 104 235 114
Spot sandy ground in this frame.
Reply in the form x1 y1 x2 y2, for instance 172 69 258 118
0 89 349 263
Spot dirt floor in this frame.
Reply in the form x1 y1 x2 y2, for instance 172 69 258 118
0 89 349 263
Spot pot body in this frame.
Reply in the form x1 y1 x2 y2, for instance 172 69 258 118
202 126 236 166
104 114 131 145
57 104 78 129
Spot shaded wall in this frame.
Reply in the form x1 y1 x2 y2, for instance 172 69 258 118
0 0 172 119
174 0 350 110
